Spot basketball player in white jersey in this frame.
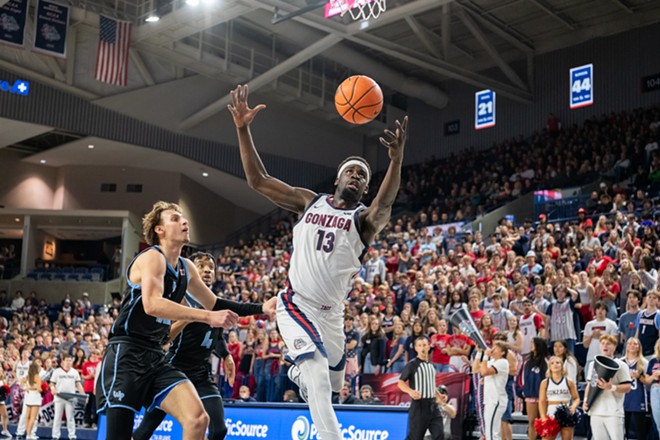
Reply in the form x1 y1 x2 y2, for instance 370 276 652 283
229 84 407 440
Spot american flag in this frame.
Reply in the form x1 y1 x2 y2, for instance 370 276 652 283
95 16 132 86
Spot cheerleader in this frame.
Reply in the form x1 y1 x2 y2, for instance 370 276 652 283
619 337 649 440
538 356 580 440
20 361 42 440
473 341 509 440
0 369 10 438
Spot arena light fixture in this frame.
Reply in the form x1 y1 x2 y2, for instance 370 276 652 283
145 14 160 22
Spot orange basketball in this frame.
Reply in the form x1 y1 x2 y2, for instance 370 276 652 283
335 75 383 125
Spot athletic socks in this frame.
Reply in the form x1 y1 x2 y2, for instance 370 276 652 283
297 351 342 440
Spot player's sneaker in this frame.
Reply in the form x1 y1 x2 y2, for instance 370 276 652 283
287 365 309 403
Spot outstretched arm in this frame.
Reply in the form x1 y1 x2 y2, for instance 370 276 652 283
228 84 316 214
359 116 408 244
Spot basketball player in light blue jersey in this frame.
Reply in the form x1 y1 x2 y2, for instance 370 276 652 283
229 84 408 440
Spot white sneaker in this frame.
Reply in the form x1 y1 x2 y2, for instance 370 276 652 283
0 431 10 438
287 365 308 403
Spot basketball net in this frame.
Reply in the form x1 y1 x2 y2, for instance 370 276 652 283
330 0 386 21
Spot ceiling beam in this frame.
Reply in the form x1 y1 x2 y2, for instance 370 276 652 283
455 7 527 90
441 2 450 60
129 49 156 86
527 0 578 31
404 16 443 59
456 1 534 53
65 27 77 85
132 1 256 45
609 0 634 14
179 33 343 130
351 32 533 103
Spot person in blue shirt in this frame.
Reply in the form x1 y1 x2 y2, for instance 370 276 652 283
520 251 543 277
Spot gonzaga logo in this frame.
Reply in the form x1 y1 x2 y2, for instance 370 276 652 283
291 416 310 440
292 415 389 440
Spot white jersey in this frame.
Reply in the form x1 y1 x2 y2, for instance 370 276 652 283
520 313 543 355
50 367 81 395
484 357 509 404
546 377 571 403
586 358 631 417
15 360 29 382
289 194 366 309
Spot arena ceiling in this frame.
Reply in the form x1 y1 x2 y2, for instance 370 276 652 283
2 0 660 216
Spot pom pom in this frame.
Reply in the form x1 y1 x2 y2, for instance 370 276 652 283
0 384 9 400
534 417 561 438
40 381 50 395
554 404 581 428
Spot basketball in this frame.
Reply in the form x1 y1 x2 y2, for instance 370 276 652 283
335 75 383 125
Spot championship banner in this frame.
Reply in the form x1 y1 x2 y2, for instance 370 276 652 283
0 0 28 47
360 372 471 440
33 0 69 57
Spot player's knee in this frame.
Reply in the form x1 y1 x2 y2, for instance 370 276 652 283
183 410 209 435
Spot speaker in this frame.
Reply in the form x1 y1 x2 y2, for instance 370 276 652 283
449 308 488 350
586 355 621 408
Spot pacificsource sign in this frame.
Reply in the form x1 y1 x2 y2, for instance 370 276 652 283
97 404 407 440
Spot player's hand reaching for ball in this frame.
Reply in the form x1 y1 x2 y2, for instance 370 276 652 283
207 309 239 328
228 84 266 129
379 116 408 163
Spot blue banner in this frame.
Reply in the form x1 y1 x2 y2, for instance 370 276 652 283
97 404 408 440
475 89 496 130
569 63 593 109
33 0 69 57
0 0 28 47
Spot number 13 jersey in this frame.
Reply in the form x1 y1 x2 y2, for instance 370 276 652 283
288 194 368 309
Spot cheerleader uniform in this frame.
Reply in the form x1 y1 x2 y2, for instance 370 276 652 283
24 388 42 407
545 376 571 417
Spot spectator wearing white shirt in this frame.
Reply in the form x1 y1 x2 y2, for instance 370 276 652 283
10 290 25 311
363 249 386 285
583 302 619 368
50 353 85 440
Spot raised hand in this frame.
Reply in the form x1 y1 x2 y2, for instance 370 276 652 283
227 84 266 129
379 116 408 162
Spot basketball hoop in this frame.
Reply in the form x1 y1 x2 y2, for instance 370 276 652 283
328 0 386 21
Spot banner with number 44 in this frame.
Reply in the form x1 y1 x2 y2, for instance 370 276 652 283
570 64 593 109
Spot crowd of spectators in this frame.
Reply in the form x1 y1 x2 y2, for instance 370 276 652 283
0 104 658 435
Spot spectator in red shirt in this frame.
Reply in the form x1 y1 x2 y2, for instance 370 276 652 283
596 270 621 321
430 320 452 373
81 348 101 428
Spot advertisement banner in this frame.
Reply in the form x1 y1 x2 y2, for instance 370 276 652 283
33 0 69 57
97 404 408 440
0 0 28 47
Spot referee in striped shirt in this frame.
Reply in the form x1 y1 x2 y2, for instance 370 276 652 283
398 336 445 440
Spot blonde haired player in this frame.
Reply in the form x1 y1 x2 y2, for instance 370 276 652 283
229 84 408 440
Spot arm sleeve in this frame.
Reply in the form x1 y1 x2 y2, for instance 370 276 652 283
213 329 230 359
214 298 262 316
399 362 414 382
